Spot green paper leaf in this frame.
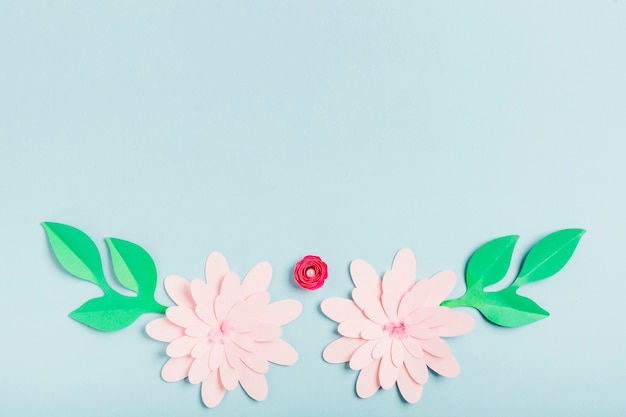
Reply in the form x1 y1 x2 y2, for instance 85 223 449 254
513 229 586 287
467 287 549 327
106 238 157 295
443 228 585 327
43 222 168 331
69 293 161 332
42 222 105 286
466 235 518 289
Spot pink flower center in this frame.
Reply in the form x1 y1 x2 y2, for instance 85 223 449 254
209 319 234 343
383 321 409 339
305 267 316 277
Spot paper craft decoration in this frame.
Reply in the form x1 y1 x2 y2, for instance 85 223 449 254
441 229 585 326
293 255 328 290
321 248 474 403
42 222 166 331
146 252 302 408
42 221 584 408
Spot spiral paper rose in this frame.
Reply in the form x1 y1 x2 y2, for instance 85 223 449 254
294 255 328 290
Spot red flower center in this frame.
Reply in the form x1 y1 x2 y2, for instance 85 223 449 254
305 267 316 277
383 321 409 339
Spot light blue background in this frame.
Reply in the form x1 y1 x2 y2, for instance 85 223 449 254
1 1 625 416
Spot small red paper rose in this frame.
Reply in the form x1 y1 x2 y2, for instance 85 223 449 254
294 255 328 290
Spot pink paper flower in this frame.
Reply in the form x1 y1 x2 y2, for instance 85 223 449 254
321 248 474 403
146 252 302 408
294 255 328 290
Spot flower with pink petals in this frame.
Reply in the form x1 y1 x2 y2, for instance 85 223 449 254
321 248 474 403
146 252 302 408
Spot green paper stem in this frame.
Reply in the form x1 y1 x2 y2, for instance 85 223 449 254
42 222 167 332
442 228 585 327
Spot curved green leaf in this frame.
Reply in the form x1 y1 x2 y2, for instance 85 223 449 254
42 222 105 286
513 229 585 287
106 238 157 295
466 235 518 290
469 287 549 327
69 294 148 332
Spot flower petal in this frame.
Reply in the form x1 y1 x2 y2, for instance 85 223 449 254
224 341 243 369
321 298 365 323
323 337 364 364
263 339 299 365
419 307 450 328
391 338 405 368
258 299 302 326
398 280 431 319
195 304 218 326
185 324 211 337
191 339 211 358
352 288 388 325
379 353 398 390
166 306 204 328
406 307 436 325
230 332 261 352
350 259 382 296
372 336 392 359
397 365 423 403
205 252 230 293
188 357 210 384
404 354 428 384
338 318 374 338
241 261 272 297
381 288 401 321
166 336 199 357
241 352 270 374
408 326 437 340
356 358 381 399
361 325 385 340
251 324 282 342
239 367 268 401
164 275 194 308
161 356 193 382
219 365 239 391
419 337 452 358
390 248 417 293
209 342 226 371
401 337 424 358
349 339 378 370
424 352 460 377
432 310 475 337
190 279 215 306
215 274 240 320
201 371 226 408
146 318 184 342
220 271 241 295
228 292 270 323
425 270 456 306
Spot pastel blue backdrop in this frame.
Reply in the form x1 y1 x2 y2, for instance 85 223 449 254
1 1 625 416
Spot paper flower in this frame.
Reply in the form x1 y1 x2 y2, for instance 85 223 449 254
146 252 302 408
293 255 328 290
321 248 474 403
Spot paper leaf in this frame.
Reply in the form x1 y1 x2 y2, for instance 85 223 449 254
69 293 153 332
467 288 549 327
106 237 157 295
513 229 585 287
465 235 518 289
42 222 105 286
43 222 167 331
443 228 584 327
